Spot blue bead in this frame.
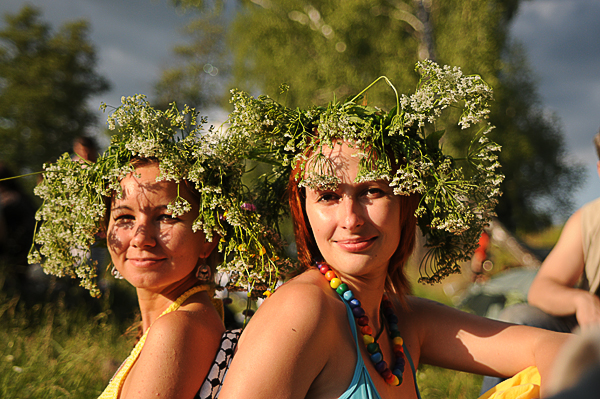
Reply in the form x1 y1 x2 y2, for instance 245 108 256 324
370 352 383 363
387 314 398 324
396 357 406 367
352 307 365 318
392 369 403 378
343 290 354 301
375 360 388 373
389 323 398 331
349 298 361 308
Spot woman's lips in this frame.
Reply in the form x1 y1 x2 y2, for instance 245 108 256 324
126 257 166 268
334 237 377 252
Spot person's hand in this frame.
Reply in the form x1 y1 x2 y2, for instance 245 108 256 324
574 291 600 329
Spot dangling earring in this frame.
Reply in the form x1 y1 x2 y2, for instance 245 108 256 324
111 264 124 280
196 258 212 283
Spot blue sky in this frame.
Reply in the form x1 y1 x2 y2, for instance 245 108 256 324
2 0 599 218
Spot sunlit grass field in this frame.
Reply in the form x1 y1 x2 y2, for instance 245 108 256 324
1 269 485 399
1 294 130 397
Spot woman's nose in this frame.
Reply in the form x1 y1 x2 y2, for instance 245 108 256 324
339 197 364 230
130 220 156 248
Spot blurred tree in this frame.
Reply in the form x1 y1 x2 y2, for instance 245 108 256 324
154 1 231 110
0 6 109 174
160 0 583 232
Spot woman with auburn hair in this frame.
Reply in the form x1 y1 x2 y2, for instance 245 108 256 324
218 61 571 399
28 95 291 399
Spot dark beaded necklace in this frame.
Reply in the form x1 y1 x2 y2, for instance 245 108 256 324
317 261 405 386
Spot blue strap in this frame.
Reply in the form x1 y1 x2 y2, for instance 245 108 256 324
403 342 422 399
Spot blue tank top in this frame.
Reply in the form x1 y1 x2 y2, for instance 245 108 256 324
338 299 421 399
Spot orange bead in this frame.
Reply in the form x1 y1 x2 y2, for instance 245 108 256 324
386 374 400 386
361 325 373 335
325 270 336 281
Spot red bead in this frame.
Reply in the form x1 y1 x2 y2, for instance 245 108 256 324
382 368 393 379
325 270 336 281
318 263 329 274
357 316 369 326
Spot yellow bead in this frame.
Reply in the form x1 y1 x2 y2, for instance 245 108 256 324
393 337 403 346
330 278 342 289
363 335 374 345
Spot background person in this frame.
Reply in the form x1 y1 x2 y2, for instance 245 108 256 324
72 135 99 163
525 130 600 330
480 130 600 393
0 162 37 294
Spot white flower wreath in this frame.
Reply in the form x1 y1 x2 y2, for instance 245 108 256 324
29 94 296 297
223 60 503 283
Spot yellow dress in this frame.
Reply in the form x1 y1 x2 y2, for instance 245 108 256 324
98 285 223 399
478 366 541 399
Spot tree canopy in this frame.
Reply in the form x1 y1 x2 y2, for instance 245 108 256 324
160 0 583 232
0 6 109 174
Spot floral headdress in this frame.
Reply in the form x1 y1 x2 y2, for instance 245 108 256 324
28 94 296 297
223 60 503 284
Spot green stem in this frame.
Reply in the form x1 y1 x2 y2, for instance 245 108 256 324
349 76 400 117
0 170 43 182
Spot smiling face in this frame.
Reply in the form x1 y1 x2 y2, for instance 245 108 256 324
304 143 402 280
107 162 214 292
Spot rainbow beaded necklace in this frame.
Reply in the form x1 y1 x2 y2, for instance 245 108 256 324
317 261 406 386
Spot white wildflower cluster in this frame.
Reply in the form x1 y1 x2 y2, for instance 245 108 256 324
30 94 296 297
225 60 503 284
28 154 107 296
400 60 493 131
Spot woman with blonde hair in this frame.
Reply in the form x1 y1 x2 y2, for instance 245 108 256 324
29 95 292 399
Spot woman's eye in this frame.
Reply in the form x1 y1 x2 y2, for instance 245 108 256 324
113 214 134 225
159 214 178 222
365 187 385 196
317 193 339 202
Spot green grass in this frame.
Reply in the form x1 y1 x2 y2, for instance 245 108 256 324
0 280 135 398
417 364 483 399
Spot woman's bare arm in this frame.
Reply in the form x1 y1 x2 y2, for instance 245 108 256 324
412 297 570 385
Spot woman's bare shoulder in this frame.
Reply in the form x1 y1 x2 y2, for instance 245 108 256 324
144 302 224 354
220 270 343 398
247 269 337 332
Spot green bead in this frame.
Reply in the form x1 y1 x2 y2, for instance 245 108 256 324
391 330 402 338
336 283 348 295
367 343 380 354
